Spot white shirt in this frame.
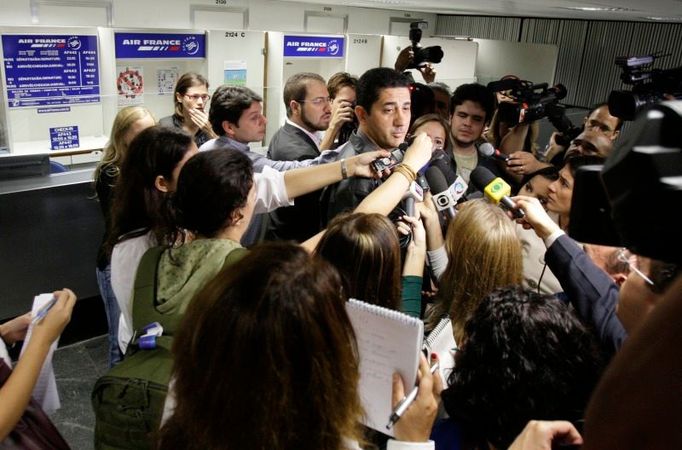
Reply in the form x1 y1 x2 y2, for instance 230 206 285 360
110 167 293 353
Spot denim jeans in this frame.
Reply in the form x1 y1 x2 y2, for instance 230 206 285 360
96 265 123 367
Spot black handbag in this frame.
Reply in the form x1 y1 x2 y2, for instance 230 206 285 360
0 359 70 449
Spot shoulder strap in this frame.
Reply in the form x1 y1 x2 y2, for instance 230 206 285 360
132 246 166 332
223 247 248 269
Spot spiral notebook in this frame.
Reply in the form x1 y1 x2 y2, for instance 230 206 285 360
346 299 423 435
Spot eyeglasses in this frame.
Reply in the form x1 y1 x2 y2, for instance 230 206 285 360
297 96 332 106
184 94 210 102
616 248 654 286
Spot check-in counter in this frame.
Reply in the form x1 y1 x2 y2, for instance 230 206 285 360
0 167 104 331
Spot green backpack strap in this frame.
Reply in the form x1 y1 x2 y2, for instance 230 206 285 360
223 247 248 268
131 246 167 333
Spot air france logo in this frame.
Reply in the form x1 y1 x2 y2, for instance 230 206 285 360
182 36 200 55
67 36 81 51
328 39 340 56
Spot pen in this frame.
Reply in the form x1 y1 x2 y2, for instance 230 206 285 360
386 361 439 430
31 296 58 325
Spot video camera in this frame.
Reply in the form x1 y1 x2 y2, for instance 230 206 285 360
608 53 682 121
487 78 582 145
568 101 682 264
406 21 444 70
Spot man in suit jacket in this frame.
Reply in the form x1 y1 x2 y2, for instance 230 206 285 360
266 73 332 241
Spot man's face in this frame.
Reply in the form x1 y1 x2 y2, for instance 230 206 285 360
616 255 656 333
450 100 486 148
584 106 620 141
227 101 267 144
565 130 613 159
293 80 332 132
358 87 410 150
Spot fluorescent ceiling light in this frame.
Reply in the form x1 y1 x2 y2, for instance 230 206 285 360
562 6 637 11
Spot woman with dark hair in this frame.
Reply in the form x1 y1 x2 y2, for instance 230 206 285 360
439 286 604 450
316 212 426 317
545 154 605 231
109 125 198 353
159 72 217 147
158 242 440 450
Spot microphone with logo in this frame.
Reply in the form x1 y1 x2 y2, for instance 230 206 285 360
478 142 510 162
425 166 468 220
470 166 525 219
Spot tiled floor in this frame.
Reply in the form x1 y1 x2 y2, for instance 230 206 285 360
50 335 109 450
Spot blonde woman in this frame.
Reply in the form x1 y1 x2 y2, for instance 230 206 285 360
94 105 154 366
421 199 523 342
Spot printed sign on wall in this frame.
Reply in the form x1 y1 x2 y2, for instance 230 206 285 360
2 35 100 108
115 33 206 59
49 125 79 150
283 35 345 58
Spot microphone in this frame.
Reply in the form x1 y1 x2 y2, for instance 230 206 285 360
470 166 525 219
402 181 424 217
425 166 468 220
428 149 458 185
478 142 509 162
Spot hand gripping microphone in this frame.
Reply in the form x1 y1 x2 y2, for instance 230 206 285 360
402 181 424 217
470 166 525 219
478 142 509 162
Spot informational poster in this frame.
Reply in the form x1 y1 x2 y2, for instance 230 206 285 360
157 67 178 95
224 60 247 86
283 35 345 58
114 33 206 59
2 35 100 108
49 125 79 150
117 66 144 106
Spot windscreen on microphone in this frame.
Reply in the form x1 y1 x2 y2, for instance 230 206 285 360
478 142 509 162
470 166 497 192
429 150 458 185
425 166 449 194
470 166 525 219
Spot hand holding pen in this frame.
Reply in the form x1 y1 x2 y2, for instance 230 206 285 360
31 289 76 347
388 353 443 442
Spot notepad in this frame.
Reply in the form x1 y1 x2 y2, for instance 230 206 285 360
346 299 424 436
346 300 459 435
423 318 457 383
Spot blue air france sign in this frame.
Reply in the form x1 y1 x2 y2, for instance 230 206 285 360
2 35 100 108
115 33 206 59
283 35 345 58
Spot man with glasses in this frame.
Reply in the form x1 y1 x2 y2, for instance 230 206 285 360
265 72 338 241
511 195 680 358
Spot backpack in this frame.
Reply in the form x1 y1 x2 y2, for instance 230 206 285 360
91 245 247 450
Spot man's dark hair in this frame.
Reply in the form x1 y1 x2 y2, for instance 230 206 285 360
442 286 604 449
209 85 262 136
591 102 624 132
356 68 410 113
283 72 326 117
449 83 496 124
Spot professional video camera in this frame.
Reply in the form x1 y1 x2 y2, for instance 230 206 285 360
568 101 682 264
487 78 582 145
406 21 444 70
608 53 682 121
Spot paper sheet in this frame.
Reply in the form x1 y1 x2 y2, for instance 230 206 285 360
19 293 61 414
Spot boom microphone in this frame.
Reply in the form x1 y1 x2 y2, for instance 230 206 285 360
470 166 525 219
478 142 509 162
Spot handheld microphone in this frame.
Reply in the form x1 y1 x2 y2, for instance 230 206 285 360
428 149 458 185
478 142 509 162
425 166 467 220
470 166 525 219
402 181 424 217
